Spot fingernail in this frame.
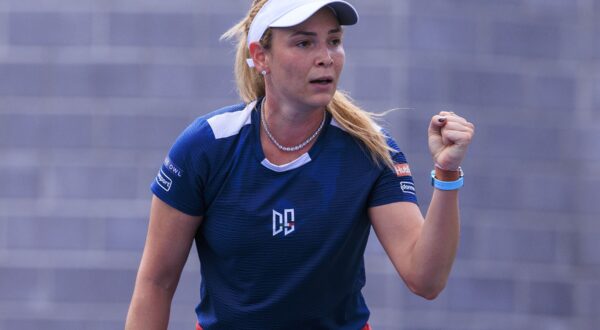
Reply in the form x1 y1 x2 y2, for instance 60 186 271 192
438 116 447 123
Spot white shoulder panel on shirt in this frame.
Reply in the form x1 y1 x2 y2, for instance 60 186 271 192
207 100 256 139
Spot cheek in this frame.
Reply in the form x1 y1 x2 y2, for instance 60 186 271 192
334 50 345 72
271 52 304 75
281 62 303 80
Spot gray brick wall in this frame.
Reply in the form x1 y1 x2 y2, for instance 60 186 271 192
0 0 598 329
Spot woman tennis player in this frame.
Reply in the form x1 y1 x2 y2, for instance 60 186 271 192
126 0 475 329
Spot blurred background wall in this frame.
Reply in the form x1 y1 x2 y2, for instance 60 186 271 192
0 0 599 329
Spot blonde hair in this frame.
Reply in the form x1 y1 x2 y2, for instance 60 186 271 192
221 0 396 169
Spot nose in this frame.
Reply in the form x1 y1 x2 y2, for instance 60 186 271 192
316 47 334 67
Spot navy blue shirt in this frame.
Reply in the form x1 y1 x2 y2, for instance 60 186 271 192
151 99 418 330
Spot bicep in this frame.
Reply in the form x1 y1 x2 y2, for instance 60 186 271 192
369 201 424 277
137 195 203 290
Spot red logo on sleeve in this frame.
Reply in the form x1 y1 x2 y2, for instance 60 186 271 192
394 163 412 177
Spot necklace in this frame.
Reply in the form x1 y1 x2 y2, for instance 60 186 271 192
260 97 326 152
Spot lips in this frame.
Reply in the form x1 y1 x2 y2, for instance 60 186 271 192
309 76 334 85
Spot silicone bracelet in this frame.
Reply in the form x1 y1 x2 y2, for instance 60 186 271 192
430 167 464 190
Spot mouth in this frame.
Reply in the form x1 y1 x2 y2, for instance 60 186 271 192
309 77 334 85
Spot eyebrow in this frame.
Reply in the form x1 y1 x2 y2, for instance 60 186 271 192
289 27 343 37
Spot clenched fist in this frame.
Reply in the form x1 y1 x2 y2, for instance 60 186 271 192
428 111 475 171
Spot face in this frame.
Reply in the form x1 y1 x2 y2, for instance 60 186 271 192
260 8 345 109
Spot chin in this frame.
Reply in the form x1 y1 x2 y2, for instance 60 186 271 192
311 93 335 107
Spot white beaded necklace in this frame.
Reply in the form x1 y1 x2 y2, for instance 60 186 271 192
260 97 326 153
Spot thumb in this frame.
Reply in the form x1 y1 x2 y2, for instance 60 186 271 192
428 115 447 136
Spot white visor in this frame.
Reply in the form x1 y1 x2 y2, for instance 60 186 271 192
246 0 359 67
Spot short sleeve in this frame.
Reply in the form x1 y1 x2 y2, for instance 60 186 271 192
368 135 418 207
150 120 208 216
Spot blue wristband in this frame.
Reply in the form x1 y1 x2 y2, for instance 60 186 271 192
431 167 464 190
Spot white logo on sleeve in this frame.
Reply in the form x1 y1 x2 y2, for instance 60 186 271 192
156 169 173 192
400 181 416 195
164 156 183 178
273 209 295 236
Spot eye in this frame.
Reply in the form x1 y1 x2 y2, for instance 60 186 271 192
296 40 311 48
330 38 342 46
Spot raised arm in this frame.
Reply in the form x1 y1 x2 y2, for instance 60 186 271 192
126 196 203 330
370 111 474 300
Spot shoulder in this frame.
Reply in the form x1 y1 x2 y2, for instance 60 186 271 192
167 101 256 163
177 101 256 146
201 101 256 140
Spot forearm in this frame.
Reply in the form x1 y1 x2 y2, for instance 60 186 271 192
409 170 461 298
125 278 175 330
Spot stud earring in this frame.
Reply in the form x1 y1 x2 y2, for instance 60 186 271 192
261 70 267 76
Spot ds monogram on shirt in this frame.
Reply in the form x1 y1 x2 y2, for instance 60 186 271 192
272 209 295 236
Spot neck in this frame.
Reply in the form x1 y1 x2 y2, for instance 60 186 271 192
263 96 324 125
261 97 326 152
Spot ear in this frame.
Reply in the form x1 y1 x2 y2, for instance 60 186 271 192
249 41 268 73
